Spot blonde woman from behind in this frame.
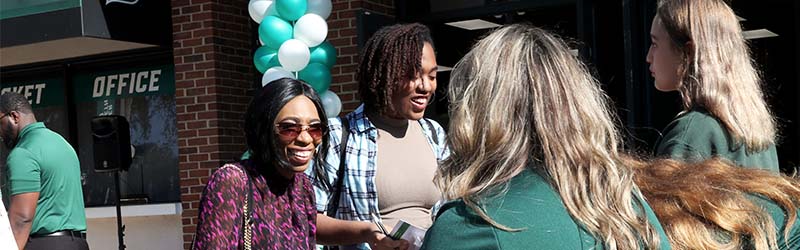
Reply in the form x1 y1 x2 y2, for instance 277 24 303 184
421 24 671 250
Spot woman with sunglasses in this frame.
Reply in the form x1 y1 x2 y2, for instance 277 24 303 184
192 78 330 249
313 23 447 250
647 0 779 171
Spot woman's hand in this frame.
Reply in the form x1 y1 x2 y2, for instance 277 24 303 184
317 213 408 249
366 228 409 250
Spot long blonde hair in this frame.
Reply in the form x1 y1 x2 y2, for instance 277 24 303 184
437 24 661 249
634 158 800 250
656 0 776 151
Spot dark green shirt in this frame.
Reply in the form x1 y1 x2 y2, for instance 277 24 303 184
421 169 672 250
6 122 86 234
655 109 779 172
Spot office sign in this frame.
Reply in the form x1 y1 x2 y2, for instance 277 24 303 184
73 64 175 102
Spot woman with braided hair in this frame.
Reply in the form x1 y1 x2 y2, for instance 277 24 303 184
313 23 448 250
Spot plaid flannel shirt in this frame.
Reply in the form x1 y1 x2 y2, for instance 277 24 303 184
309 105 448 250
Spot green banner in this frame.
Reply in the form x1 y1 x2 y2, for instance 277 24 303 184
73 64 175 102
0 0 80 20
0 78 65 107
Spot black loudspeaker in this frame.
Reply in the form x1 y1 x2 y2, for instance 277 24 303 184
91 115 132 172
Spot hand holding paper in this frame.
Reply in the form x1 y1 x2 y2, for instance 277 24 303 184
388 220 427 250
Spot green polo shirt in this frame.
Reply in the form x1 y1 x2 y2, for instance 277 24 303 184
422 169 672 250
655 109 779 172
6 122 86 235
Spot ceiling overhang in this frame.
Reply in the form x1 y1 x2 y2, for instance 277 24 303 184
1 0 172 67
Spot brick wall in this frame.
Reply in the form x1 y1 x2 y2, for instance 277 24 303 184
173 0 394 249
172 0 253 249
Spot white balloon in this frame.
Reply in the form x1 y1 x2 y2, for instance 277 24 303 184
262 67 295 87
278 39 311 72
306 0 332 19
320 90 342 118
294 14 328 47
248 0 274 23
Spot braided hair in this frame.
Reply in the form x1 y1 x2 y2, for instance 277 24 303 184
357 23 434 115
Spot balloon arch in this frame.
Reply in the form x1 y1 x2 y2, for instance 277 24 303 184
249 0 342 118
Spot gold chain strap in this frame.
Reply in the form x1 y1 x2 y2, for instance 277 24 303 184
220 164 253 250
243 198 252 250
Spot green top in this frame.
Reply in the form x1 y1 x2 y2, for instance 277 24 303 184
6 122 86 234
655 109 779 172
421 169 672 250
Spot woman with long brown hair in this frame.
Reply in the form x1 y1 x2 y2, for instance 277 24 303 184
647 0 778 171
634 158 800 249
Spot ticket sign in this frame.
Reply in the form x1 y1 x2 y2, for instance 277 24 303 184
0 78 65 108
73 64 175 102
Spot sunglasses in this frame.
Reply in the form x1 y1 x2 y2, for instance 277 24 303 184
274 122 326 140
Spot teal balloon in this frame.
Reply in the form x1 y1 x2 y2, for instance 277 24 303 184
253 46 280 73
309 42 337 69
275 0 307 21
299 63 332 93
258 16 293 49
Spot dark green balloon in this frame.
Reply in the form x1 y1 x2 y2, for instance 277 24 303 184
253 46 279 73
275 0 307 21
309 41 337 69
299 63 332 93
258 16 293 49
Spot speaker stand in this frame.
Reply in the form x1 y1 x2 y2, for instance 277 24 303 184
115 170 126 250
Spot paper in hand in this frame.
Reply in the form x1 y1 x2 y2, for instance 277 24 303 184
388 220 427 250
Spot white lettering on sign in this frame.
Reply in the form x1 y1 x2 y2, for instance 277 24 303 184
93 77 105 97
91 70 164 98
106 75 118 98
0 83 47 105
148 70 161 92
106 0 139 5
134 72 148 94
117 73 129 95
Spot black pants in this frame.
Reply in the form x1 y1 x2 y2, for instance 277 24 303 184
25 235 89 250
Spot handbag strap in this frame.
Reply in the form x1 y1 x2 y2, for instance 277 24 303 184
190 164 254 250
422 118 439 145
326 116 350 218
239 164 254 250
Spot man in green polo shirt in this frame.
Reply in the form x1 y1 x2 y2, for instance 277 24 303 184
0 92 88 250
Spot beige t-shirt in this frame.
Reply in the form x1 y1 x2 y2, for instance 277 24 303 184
370 114 441 230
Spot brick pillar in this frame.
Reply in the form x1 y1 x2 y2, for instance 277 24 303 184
172 0 253 249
